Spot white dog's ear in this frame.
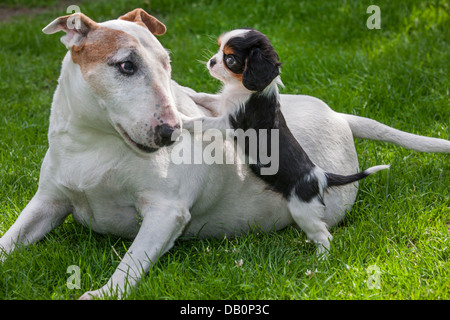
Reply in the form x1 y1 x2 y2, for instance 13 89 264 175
42 13 98 48
119 8 166 35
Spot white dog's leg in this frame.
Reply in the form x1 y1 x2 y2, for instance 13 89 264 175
287 196 333 258
79 202 191 300
0 192 70 261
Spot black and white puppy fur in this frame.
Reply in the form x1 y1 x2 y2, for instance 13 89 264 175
183 29 389 255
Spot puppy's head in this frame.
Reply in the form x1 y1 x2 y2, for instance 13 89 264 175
208 29 281 92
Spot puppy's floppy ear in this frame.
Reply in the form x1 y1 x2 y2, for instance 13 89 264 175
119 8 166 35
42 13 98 48
242 47 280 92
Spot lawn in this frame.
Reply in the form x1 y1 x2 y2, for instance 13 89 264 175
0 0 448 300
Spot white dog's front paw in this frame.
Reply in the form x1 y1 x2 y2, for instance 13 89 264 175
79 290 101 300
79 285 123 300
0 241 10 263
315 244 330 260
78 288 109 300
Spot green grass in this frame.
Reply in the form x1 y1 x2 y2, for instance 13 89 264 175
0 0 449 300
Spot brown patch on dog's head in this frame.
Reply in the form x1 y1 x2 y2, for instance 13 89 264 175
70 27 138 79
42 9 166 84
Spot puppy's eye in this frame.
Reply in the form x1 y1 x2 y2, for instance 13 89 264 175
118 61 136 75
225 55 237 67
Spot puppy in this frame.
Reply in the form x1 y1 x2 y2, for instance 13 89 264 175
182 29 389 255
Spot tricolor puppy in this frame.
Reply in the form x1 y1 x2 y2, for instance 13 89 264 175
183 29 390 255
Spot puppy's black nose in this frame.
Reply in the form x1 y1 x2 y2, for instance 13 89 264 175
155 124 177 146
209 58 216 68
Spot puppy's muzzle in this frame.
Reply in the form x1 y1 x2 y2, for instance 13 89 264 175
154 123 180 147
209 58 217 68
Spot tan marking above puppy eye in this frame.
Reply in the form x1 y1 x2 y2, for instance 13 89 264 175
217 37 222 47
223 45 234 55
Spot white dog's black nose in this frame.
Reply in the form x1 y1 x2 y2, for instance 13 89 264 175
155 123 178 146
209 58 216 68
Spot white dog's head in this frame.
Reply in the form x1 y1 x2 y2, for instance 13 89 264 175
43 9 180 153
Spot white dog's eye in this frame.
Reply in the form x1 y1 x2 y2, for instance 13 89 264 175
118 61 136 75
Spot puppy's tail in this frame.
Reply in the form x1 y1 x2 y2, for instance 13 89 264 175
326 164 390 188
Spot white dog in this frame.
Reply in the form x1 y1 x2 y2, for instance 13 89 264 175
0 9 448 299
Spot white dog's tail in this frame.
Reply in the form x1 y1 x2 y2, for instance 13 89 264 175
341 114 450 153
